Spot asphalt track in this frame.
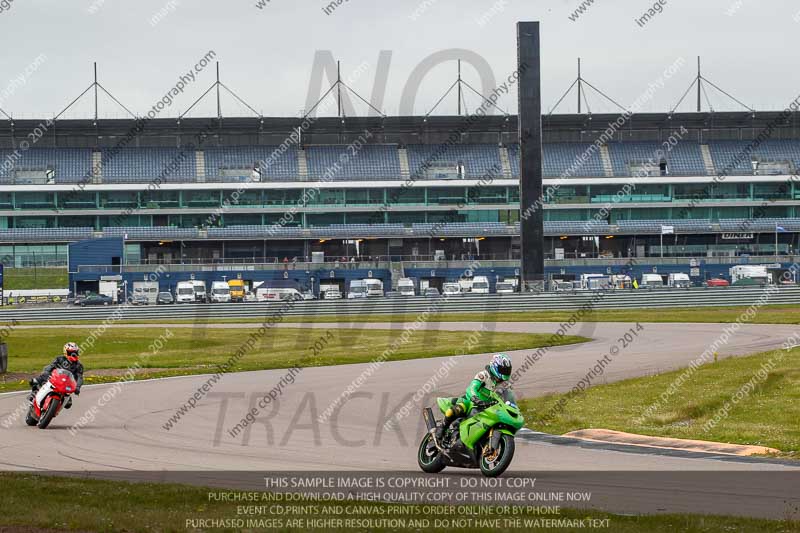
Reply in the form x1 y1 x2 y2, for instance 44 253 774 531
1 321 799 519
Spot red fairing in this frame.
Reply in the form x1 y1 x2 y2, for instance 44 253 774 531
48 369 78 395
33 369 76 418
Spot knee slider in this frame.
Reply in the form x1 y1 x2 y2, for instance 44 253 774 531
445 408 454 417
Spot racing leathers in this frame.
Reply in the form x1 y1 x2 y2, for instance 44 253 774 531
435 366 507 440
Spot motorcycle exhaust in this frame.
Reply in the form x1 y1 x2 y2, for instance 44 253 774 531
423 407 436 432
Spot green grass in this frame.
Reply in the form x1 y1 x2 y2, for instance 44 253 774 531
3 266 68 290
11 303 800 326
0 473 796 532
0 326 586 393
519 346 800 456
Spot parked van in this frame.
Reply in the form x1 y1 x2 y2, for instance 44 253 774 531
210 281 231 303
191 280 207 303
442 283 462 296
397 277 416 297
640 273 664 288
668 272 691 288
471 276 490 294
495 281 515 294
175 281 196 303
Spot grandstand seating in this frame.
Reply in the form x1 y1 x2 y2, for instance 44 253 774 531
101 148 195 182
103 226 199 239
0 148 92 183
0 227 94 241
607 142 706 176
3 142 800 186
306 145 401 180
407 144 502 179
508 143 606 178
204 146 298 181
207 225 306 238
708 140 800 175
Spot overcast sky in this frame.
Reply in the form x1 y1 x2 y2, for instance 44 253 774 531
1 0 797 119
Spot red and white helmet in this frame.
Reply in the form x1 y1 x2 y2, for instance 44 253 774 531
63 342 80 362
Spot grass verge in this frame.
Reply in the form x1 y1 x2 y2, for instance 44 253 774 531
0 473 796 532
0 326 586 393
519 346 800 457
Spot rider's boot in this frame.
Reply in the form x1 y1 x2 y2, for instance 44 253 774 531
64 396 73 409
435 403 464 441
27 379 39 402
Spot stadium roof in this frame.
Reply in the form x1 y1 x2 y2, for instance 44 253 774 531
1 111 799 147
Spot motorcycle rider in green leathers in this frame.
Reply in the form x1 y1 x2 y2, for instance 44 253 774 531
434 353 513 440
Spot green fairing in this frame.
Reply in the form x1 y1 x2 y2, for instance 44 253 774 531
436 390 524 450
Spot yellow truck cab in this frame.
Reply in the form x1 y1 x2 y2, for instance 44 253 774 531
228 279 246 302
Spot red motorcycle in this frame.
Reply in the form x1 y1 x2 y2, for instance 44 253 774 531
26 369 77 429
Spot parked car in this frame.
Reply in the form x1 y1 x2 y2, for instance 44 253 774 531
706 278 730 287
156 292 174 305
424 287 441 297
74 293 113 307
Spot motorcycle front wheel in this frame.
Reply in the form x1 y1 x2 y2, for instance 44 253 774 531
417 433 446 473
37 398 61 429
479 434 515 477
25 405 37 426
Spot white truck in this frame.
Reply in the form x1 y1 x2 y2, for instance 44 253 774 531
320 283 341 299
132 281 159 305
191 280 207 303
175 281 196 303
471 276 490 294
640 273 665 289
580 273 610 291
667 272 691 288
730 265 770 286
364 278 384 297
347 280 367 299
257 287 303 301
210 281 231 303
99 280 119 303
397 277 416 297
458 278 474 293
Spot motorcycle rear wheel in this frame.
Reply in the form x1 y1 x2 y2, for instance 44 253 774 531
37 398 60 429
479 434 515 477
417 433 446 473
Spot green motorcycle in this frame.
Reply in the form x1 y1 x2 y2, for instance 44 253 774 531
418 387 524 477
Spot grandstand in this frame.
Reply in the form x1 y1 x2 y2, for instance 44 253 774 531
1 111 800 273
